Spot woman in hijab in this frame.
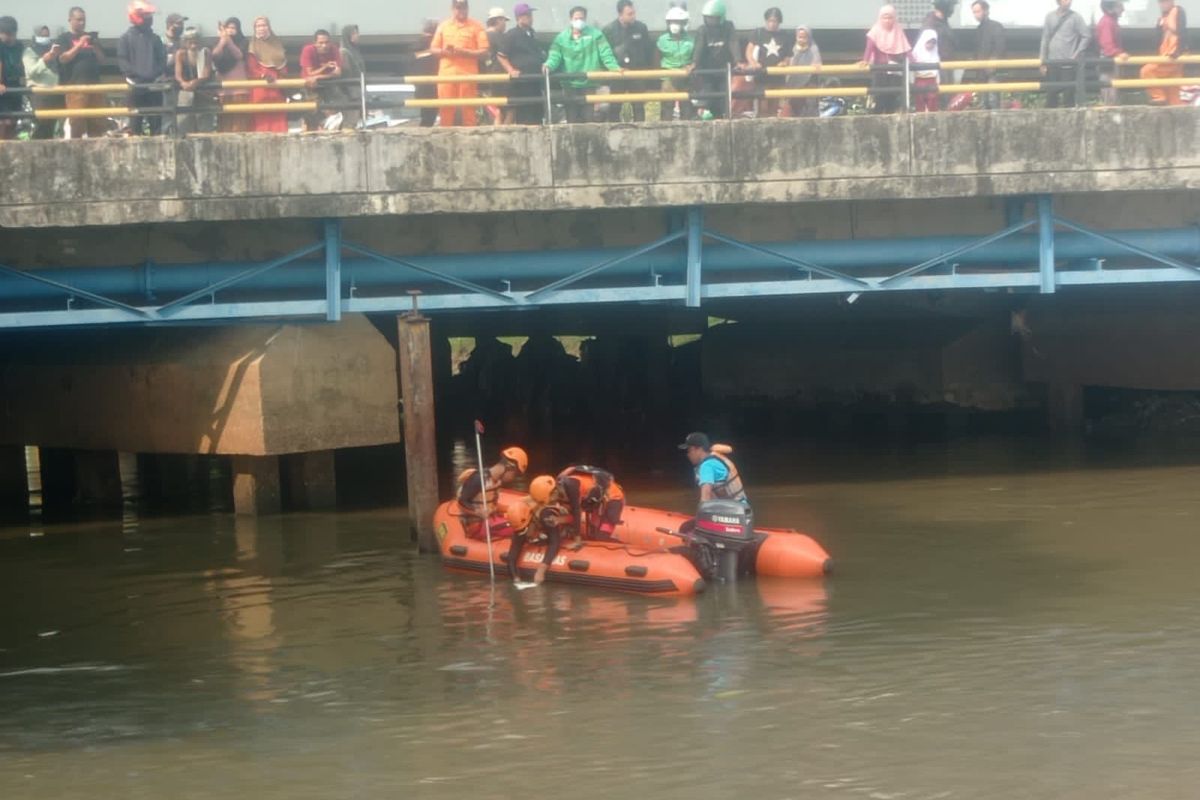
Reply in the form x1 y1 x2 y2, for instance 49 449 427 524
912 29 940 112
247 16 287 133
213 17 250 132
339 25 366 129
785 25 821 118
23 24 62 139
860 4 911 114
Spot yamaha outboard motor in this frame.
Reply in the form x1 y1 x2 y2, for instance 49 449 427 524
687 500 756 583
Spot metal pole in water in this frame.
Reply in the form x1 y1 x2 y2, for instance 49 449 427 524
473 420 497 585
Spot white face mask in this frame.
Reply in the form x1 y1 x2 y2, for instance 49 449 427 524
571 17 586 30
668 22 683 34
34 35 52 46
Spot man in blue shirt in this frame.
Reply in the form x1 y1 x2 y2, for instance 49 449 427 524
679 432 748 504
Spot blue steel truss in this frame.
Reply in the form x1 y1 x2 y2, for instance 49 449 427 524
1 194 1199 329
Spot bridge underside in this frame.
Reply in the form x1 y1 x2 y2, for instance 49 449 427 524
0 191 1198 330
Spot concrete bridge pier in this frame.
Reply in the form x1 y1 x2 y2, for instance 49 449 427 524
39 447 123 510
1047 383 1086 433
0 445 29 516
397 311 440 552
281 450 337 511
232 455 282 516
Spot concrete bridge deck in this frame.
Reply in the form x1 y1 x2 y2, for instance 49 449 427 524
3 107 1199 229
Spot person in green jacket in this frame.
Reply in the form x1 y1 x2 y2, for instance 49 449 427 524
657 5 695 119
542 5 622 122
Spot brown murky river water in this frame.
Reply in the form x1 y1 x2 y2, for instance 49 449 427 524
3 438 1200 799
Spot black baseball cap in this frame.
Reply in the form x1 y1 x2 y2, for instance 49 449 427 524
678 432 711 450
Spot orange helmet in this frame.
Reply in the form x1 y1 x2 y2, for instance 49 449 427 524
529 474 556 504
505 500 533 531
500 446 528 475
128 0 157 24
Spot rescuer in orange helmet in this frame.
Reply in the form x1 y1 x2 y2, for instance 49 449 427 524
554 465 626 547
506 474 570 584
455 446 528 540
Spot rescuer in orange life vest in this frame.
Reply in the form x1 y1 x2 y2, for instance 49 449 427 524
679 432 749 504
553 464 626 548
455 446 528 540
506 474 571 584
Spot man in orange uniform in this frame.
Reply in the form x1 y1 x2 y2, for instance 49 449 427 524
1140 0 1189 105
430 0 491 126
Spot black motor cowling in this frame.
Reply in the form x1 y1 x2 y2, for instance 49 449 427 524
686 500 756 583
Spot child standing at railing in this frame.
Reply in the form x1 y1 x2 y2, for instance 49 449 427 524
913 29 941 112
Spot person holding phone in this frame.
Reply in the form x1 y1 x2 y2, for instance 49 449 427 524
23 24 63 138
57 7 107 138
299 29 342 130
212 17 250 132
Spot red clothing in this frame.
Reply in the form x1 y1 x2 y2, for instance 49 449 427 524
247 54 288 133
1095 13 1123 57
463 512 514 541
300 43 341 76
914 76 939 112
862 37 911 64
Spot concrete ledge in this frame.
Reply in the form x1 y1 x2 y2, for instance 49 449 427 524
2 108 1198 229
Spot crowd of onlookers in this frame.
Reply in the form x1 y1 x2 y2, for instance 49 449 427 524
0 0 1190 139
0 1 367 138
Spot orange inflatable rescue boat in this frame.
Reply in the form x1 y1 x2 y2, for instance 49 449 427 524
433 502 707 596
490 489 832 583
482 489 830 582
610 500 833 580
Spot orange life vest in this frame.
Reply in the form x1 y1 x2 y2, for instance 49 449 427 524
455 467 500 518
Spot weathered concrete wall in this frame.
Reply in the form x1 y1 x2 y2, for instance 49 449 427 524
0 314 400 455
2 108 1197 229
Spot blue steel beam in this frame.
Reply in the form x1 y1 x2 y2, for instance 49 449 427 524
879 217 1036 287
6 266 1200 329
154 242 324 317
325 220 342 322
1038 195 1056 294
341 242 515 302
686 207 703 308
525 229 686 300
4 228 1200 304
0 262 153 320
1053 217 1200 276
703 231 870 288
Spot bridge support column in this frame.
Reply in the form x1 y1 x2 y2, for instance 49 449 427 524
232 455 281 516
38 448 122 509
1047 382 1084 433
0 445 29 515
282 450 337 511
74 450 123 506
398 310 439 552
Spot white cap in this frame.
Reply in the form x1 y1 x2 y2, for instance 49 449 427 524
487 6 509 19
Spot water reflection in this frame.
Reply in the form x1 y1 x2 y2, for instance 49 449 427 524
203 517 281 705
3 446 1200 799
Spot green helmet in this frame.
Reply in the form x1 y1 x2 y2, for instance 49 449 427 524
701 0 727 19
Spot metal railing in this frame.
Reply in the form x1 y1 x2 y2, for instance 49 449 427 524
2 53 1197 135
